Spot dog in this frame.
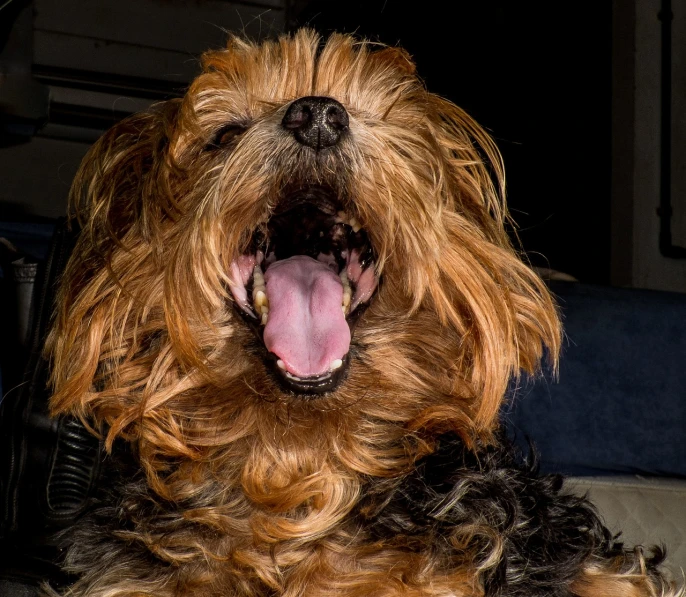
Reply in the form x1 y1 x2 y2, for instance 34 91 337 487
45 29 679 597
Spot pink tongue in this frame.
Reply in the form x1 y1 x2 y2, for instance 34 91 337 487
264 256 351 378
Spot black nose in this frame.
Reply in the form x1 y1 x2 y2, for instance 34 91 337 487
282 96 349 150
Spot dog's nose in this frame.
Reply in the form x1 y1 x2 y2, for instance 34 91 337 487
282 96 348 150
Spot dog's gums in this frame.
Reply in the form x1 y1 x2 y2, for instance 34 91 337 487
228 186 378 391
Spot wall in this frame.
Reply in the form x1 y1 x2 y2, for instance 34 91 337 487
0 0 286 220
630 0 686 291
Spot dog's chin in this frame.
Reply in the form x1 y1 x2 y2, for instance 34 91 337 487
228 185 379 396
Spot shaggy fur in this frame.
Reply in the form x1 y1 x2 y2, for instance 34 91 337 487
45 30 679 597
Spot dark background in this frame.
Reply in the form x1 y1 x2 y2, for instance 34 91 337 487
2 0 679 289
293 1 612 284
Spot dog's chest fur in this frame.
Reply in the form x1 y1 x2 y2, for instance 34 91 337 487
62 434 626 597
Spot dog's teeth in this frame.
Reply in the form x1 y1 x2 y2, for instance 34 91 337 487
253 265 265 286
330 359 343 371
277 359 286 370
260 305 269 315
254 290 268 308
340 270 352 312
252 284 266 301
336 211 362 232
261 312 268 325
252 265 268 312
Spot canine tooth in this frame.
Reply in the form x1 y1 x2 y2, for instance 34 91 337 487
254 290 268 308
252 290 266 305
342 287 351 314
340 270 352 311
277 360 286 370
330 359 343 371
261 312 268 325
349 218 361 233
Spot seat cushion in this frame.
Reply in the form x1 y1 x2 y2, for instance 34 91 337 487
565 475 686 581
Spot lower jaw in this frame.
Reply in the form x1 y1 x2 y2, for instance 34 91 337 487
259 346 349 395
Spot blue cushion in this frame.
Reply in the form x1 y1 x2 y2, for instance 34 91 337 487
0 221 56 264
505 282 686 477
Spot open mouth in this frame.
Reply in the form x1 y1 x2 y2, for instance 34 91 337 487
228 186 378 395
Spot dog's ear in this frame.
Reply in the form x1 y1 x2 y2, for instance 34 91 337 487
69 100 182 245
423 96 561 433
47 101 182 424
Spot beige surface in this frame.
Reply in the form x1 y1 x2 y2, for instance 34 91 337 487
566 476 686 583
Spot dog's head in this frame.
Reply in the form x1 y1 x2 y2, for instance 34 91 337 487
47 30 559 471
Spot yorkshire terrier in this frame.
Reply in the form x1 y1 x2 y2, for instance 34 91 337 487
46 30 679 597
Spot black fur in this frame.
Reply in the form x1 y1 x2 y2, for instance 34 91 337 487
358 433 667 597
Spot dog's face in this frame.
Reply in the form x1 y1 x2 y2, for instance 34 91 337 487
47 30 558 471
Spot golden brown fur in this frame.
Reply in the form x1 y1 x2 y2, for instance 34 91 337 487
45 30 679 597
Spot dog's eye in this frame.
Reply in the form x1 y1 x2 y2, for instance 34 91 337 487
207 123 247 149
